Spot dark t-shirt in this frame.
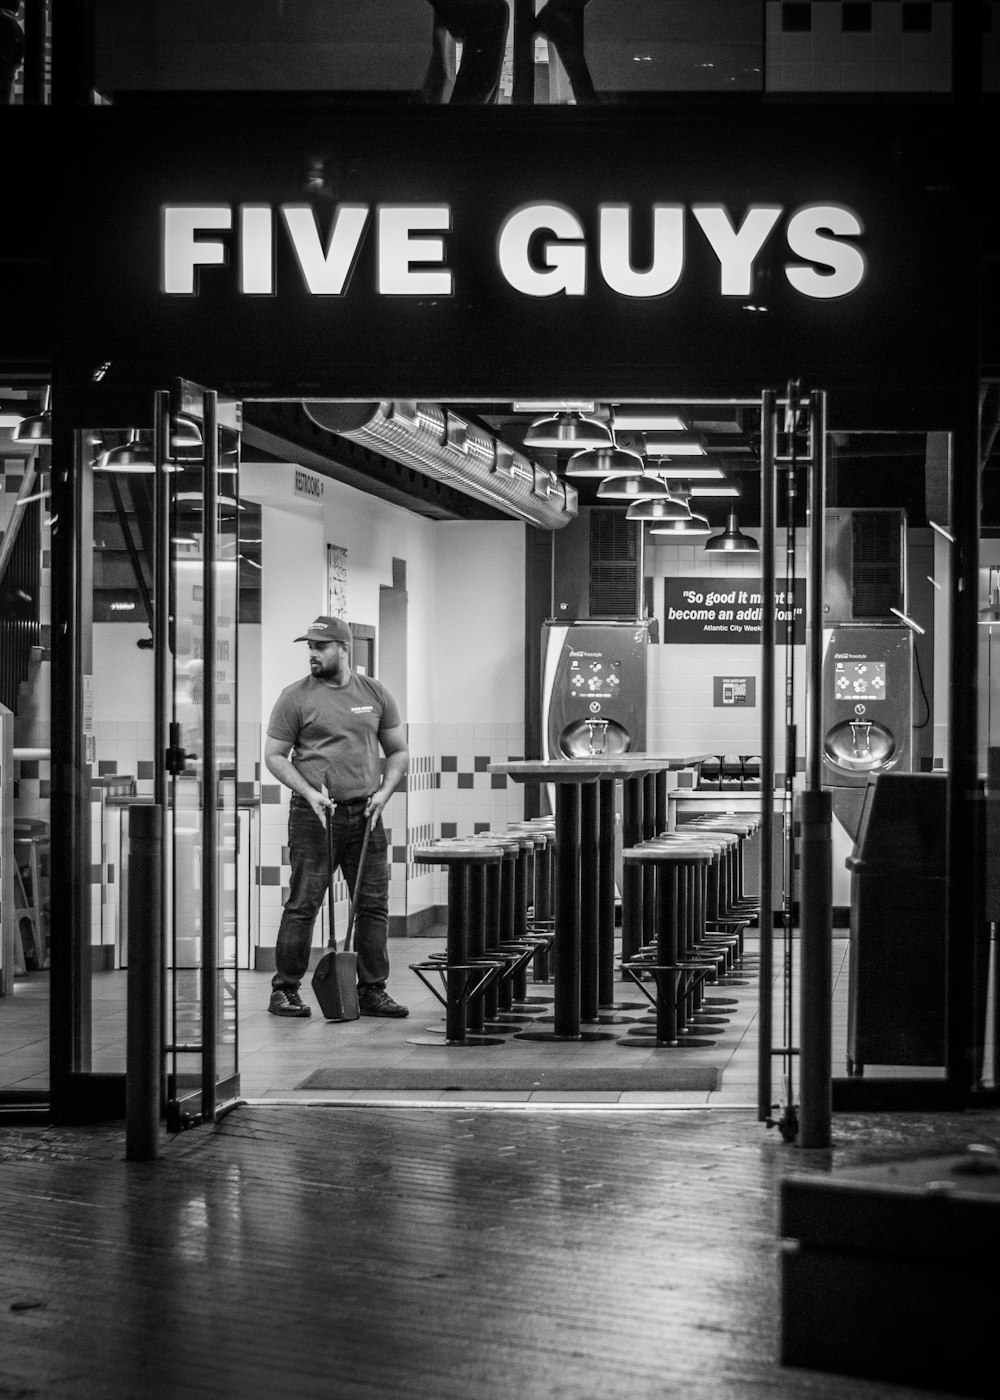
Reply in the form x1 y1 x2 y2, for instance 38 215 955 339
267 672 402 801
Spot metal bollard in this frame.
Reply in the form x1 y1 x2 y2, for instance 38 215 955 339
797 789 833 1148
126 804 163 1161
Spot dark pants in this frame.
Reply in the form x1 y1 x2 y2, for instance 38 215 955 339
272 796 390 993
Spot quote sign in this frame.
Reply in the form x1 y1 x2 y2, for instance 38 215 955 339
663 577 806 644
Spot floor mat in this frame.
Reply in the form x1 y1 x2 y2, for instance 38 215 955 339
293 1065 722 1092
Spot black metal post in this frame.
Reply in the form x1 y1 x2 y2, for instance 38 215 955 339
201 391 219 1121
126 804 163 1161
757 390 777 1120
798 390 832 1148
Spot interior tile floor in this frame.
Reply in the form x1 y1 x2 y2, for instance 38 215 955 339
1 929 964 1108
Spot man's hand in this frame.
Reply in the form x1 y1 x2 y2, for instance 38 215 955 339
307 786 334 824
364 789 388 829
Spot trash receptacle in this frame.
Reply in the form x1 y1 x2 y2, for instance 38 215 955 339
844 772 947 1075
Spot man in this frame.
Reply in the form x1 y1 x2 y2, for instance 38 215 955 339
264 616 409 1019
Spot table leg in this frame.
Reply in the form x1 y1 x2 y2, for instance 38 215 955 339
597 778 616 1008
579 782 599 1021
621 776 644 962
516 782 614 1044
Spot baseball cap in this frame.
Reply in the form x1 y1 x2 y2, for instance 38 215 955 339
293 616 352 645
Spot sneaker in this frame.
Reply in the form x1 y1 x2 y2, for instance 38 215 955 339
268 987 312 1018
359 988 409 1018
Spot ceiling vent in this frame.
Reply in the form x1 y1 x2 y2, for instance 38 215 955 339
303 401 577 531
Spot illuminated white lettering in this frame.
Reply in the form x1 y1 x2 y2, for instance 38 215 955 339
596 203 680 298
282 203 370 296
692 203 783 296
598 203 684 297
496 203 587 297
784 204 866 299
239 204 274 294
377 205 453 295
162 205 231 295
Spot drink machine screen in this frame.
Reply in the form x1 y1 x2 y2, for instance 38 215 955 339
833 661 886 702
569 658 622 701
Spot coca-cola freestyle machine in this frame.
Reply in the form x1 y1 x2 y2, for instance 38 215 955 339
542 621 650 761
821 624 913 903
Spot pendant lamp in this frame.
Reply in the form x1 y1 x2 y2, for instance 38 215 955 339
524 412 612 452
95 429 156 474
649 512 712 537
564 444 643 478
704 510 759 553
13 387 52 446
596 473 672 502
625 495 691 522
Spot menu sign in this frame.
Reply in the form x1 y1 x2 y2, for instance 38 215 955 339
663 577 806 644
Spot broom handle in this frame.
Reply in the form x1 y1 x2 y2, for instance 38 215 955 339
326 812 338 952
343 809 373 955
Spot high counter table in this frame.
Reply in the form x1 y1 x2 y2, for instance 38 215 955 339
489 756 711 1040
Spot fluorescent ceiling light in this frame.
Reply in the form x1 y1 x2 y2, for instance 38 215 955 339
513 400 596 413
646 465 725 479
611 410 687 432
0 413 24 429
642 436 706 455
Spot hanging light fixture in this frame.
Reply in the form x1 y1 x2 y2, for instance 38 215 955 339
13 388 52 446
980 567 1000 625
704 510 759 553
564 443 643 478
625 495 691 522
524 411 612 452
649 511 712 537
94 429 156 474
596 473 672 502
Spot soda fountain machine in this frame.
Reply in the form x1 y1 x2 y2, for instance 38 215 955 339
820 509 914 907
541 620 652 760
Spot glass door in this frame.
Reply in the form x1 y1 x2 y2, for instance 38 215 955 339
155 381 241 1130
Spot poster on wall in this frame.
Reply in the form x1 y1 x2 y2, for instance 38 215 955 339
327 544 348 618
663 577 805 644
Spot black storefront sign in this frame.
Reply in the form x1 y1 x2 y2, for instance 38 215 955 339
66 105 965 408
663 577 806 644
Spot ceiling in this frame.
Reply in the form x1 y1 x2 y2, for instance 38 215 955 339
242 396 948 534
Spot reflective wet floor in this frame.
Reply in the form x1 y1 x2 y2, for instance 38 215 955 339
1 1103 994 1400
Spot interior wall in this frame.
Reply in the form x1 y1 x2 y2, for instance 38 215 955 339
240 465 526 944
644 531 806 777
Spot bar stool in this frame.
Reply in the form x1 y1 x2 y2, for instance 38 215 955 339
645 831 744 998
407 843 507 1047
685 816 761 969
469 832 543 1028
13 818 50 971
505 824 556 1001
688 815 761 913
618 842 719 1049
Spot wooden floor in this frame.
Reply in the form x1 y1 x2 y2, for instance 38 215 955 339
1 1103 995 1400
